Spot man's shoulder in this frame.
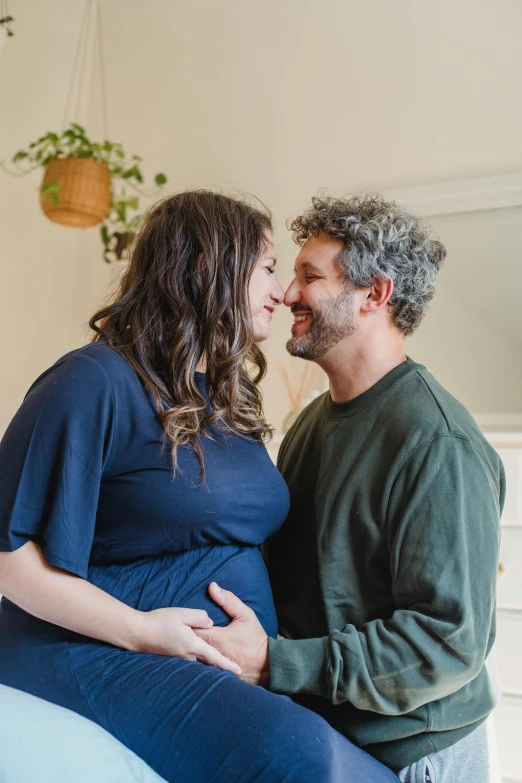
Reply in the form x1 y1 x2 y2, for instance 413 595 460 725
389 365 477 435
283 393 325 438
380 364 499 468
277 394 326 466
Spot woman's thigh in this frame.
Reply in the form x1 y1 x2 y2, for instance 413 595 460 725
69 640 399 783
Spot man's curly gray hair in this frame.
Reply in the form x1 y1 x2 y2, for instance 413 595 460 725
290 194 446 336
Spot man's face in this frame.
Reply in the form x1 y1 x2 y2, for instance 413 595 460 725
284 233 357 361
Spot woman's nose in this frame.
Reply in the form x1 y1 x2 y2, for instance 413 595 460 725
271 279 285 305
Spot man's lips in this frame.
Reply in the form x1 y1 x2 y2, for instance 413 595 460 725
292 310 313 323
290 310 312 336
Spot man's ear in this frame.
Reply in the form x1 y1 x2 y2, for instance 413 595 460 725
360 277 394 313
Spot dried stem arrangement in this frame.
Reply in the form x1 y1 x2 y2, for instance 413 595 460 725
276 361 322 411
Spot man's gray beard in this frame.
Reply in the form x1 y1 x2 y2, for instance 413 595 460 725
286 286 356 361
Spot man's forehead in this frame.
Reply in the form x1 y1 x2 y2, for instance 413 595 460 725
294 236 344 273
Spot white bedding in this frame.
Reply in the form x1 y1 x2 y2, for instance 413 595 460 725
0 684 167 783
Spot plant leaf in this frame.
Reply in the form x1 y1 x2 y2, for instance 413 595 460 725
155 173 167 186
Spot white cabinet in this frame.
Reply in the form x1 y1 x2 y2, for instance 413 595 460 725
487 434 522 783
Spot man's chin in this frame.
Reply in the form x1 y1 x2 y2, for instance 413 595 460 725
286 335 315 360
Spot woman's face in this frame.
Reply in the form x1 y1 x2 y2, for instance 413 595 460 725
248 234 284 342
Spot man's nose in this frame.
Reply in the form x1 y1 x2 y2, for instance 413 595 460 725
284 278 300 308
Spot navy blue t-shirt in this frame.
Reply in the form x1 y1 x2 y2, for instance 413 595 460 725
0 342 289 581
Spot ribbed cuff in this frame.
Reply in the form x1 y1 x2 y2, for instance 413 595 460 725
268 636 329 696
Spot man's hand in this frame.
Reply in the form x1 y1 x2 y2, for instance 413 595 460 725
194 582 269 686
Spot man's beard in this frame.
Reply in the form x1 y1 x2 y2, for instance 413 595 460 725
286 286 356 361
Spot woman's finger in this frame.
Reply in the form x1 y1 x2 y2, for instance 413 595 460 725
207 582 250 620
194 639 241 675
180 608 214 628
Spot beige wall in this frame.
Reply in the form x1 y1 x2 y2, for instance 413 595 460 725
2 0 522 434
0 1 85 435
411 208 522 418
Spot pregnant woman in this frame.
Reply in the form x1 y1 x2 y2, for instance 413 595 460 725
0 191 397 782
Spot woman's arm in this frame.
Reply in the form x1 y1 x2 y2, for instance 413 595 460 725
0 541 241 674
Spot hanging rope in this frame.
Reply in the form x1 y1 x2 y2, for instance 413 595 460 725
61 0 109 139
74 0 94 124
62 0 91 130
96 0 109 140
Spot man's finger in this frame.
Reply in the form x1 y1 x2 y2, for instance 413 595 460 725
194 639 241 675
193 627 227 650
193 628 214 645
208 582 251 620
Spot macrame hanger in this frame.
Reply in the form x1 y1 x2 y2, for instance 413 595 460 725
95 0 109 140
61 0 109 140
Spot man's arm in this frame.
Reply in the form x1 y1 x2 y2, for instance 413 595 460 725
269 435 503 714
200 436 503 715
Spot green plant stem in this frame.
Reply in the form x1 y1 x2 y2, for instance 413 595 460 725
0 161 41 177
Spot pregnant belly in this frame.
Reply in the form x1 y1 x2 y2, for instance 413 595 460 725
87 545 278 638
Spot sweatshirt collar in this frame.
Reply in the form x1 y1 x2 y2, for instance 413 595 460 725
324 357 422 419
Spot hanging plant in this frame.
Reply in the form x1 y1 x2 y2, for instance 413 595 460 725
1 122 167 260
100 191 144 264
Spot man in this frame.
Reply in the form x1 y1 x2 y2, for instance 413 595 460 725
198 195 504 782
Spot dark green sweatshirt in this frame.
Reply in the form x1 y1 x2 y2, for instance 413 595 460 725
267 359 505 772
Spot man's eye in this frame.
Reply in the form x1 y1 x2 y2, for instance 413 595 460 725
306 276 317 282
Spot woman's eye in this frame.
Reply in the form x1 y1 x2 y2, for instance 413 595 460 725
266 266 275 275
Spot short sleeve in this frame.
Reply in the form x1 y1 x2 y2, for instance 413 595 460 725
0 353 115 578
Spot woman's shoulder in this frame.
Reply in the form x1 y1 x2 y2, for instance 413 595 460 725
58 339 131 374
26 340 136 404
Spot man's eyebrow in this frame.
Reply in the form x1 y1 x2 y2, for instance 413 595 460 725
293 261 322 274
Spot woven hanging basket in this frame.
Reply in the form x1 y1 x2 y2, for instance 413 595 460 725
40 157 111 228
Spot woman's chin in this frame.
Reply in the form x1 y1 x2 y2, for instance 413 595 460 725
252 326 271 343
253 333 269 344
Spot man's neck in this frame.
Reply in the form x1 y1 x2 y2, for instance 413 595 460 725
318 332 406 404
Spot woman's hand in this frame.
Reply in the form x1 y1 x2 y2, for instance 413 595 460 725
0 543 240 675
135 607 242 675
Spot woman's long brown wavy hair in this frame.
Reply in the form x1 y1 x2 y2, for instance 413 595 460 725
89 190 273 474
